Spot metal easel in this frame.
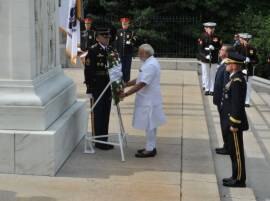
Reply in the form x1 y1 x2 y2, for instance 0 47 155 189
83 80 128 162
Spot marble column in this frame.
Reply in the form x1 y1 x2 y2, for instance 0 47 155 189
0 0 88 176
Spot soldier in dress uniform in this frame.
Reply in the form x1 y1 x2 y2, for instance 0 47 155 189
235 33 259 107
80 16 96 52
197 22 222 96
221 52 249 188
84 22 114 150
114 17 137 83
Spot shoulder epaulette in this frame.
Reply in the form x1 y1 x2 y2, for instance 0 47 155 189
232 78 242 82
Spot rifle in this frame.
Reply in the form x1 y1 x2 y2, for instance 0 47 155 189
205 45 214 68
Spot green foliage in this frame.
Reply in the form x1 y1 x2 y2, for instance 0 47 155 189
83 0 270 78
231 6 270 78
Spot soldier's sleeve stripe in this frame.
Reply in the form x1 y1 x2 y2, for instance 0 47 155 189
230 116 241 124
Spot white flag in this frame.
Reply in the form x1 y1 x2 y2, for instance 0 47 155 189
59 0 81 64
59 0 69 32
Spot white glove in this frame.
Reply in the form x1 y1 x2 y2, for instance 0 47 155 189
245 57 250 64
126 40 131 45
242 69 247 75
209 45 215 50
87 93 93 99
205 55 211 60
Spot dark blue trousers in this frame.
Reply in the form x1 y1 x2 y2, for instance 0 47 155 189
121 55 132 82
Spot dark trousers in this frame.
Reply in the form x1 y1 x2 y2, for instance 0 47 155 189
228 129 246 182
92 80 112 142
218 106 229 150
121 55 132 83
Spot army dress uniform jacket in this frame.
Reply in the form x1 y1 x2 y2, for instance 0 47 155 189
114 28 136 57
84 43 113 94
220 71 249 131
235 44 259 76
197 33 222 64
80 29 96 52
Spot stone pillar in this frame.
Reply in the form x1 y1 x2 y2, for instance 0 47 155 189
0 0 88 176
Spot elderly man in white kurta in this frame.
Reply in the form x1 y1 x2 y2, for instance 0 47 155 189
120 44 166 158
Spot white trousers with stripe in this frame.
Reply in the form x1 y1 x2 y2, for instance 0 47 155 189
201 62 218 92
245 76 253 105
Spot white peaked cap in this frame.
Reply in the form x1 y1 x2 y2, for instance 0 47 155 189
203 22 217 27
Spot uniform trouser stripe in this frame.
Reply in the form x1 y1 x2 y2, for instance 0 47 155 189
235 134 242 180
233 131 242 180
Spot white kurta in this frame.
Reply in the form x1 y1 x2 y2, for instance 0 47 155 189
133 56 166 130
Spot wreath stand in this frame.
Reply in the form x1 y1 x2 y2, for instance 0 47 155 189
83 80 128 162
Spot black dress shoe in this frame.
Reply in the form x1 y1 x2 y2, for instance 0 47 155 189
135 149 157 158
222 177 233 183
209 92 214 96
245 104 250 108
223 179 246 188
137 148 156 154
205 91 210 96
137 148 145 153
215 148 229 155
95 143 114 150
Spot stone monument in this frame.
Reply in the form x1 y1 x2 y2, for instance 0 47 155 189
0 0 88 176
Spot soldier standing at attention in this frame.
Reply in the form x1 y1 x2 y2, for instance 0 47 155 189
213 44 232 155
115 17 136 83
197 22 222 96
84 22 114 150
221 52 249 188
80 15 96 52
235 33 259 107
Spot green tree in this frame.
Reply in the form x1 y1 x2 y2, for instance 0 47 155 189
82 0 270 77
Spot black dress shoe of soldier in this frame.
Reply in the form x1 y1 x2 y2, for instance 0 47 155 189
205 91 210 96
135 149 157 158
223 179 246 188
222 177 233 183
215 147 229 155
